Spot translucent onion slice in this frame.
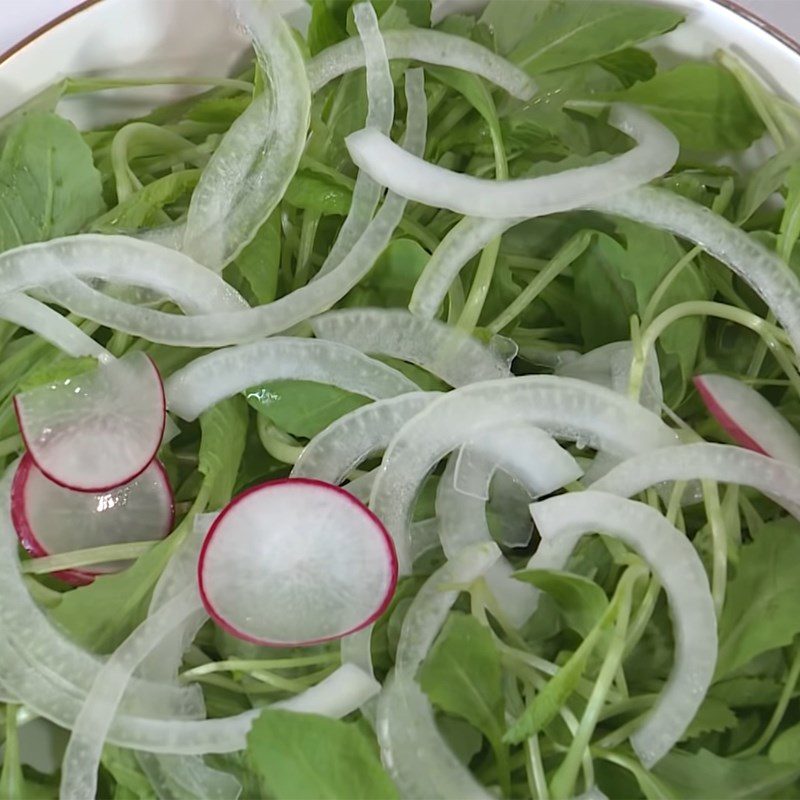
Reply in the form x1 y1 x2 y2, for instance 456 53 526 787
292 392 440 483
590 186 800 357
38 71 428 348
346 105 678 219
528 491 717 767
311 309 511 387
0 235 248 314
12 455 173 585
489 471 535 549
135 752 242 800
165 338 418 421
370 376 679 572
307 28 536 100
556 341 663 415
694 373 800 465
0 294 109 361
592 442 800 520
182 0 310 270
314 3 393 280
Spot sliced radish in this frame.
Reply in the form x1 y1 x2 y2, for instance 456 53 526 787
198 479 398 646
694 373 800 465
11 454 174 585
14 352 166 492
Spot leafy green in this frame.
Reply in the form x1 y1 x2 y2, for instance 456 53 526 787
681 696 737 741
232 210 281 304
0 112 105 253
17 357 96 392
246 710 398 800
285 169 352 216
608 62 766 151
346 238 430 308
198 396 249 510
596 47 657 88
770 723 800 765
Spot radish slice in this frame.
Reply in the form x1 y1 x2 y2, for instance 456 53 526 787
346 105 678 219
307 28 536 100
694 373 800 465
182 0 310 270
292 392 440 484
370 376 679 572
11 454 173 585
314 3 393 280
310 309 511 387
165 338 418 422
0 235 248 314
592 442 800 520
198 479 398 646
14 352 166 492
556 341 663 415
0 294 110 361
528 491 717 767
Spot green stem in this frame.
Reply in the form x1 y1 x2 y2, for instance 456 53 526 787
180 653 339 680
21 540 160 575
0 705 24 800
702 479 727 618
293 212 321 290
456 237 502 333
256 415 303 464
65 75 253 94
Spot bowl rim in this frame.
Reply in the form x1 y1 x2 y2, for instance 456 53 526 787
0 0 798 70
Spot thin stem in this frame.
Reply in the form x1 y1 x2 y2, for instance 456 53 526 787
256 414 303 465
65 75 254 94
456 236 502 333
702 479 727 618
526 731 550 800
21 540 160 575
293 212 321 290
180 653 340 680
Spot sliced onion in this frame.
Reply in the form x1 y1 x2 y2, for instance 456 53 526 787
11 455 173 585
165 338 418 421
38 70 428 348
528 491 717 767
592 441 800 519
308 28 536 100
182 0 310 270
0 235 248 313
135 753 242 800
14 352 166 492
590 186 800 358
489 471 536 549
0 294 109 361
292 392 440 483
370 376 679 572
311 309 511 387
346 105 678 219
694 373 800 465
314 3 393 280
556 341 663 416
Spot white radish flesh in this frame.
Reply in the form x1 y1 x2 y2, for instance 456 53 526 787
198 479 398 646
11 455 173 585
310 308 511 387
346 105 678 219
694 373 800 465
307 28 536 100
528 491 717 767
14 352 166 492
165 338 418 422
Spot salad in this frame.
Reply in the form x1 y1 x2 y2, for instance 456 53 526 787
1 0 800 797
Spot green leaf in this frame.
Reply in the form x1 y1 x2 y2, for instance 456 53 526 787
513 569 608 637
186 95 250 125
101 746 157 800
710 677 785 708
247 709 399 800
770 723 800 765
508 1 683 75
608 62 766 151
284 170 352 216
232 210 281 305
596 47 657 88
245 381 369 439
307 1 349 55
654 748 800 799
198 396 249 510
347 238 430 308
738 143 800 223
717 519 800 678
17 356 96 392
419 613 505 745
0 112 105 253
680 696 737 741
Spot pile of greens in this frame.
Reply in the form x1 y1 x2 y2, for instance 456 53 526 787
1 0 800 798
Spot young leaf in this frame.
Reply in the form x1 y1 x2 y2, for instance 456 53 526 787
508 1 683 75
709 677 785 708
232 210 281 305
247 709 398 800
596 47 657 88
347 238 430 308
770 723 800 766
245 381 369 439
0 112 105 253
513 569 608 637
680 696 737 741
716 519 800 678
607 62 766 151
198 396 249 510
284 170 352 216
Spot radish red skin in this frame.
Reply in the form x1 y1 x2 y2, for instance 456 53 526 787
694 375 771 457
13 355 167 494
197 477 399 648
11 453 174 586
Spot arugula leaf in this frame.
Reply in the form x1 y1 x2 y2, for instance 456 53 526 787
716 519 800 678
246 709 398 800
0 112 105 253
347 238 430 308
101 746 156 800
513 569 608 637
232 210 281 305
607 62 766 151
738 143 800 224
245 381 369 439
770 723 800 765
681 696 737 741
284 170 352 216
198 396 249 510
307 1 349 56
710 677 785 708
596 47 657 88
508 1 682 75
17 357 96 392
